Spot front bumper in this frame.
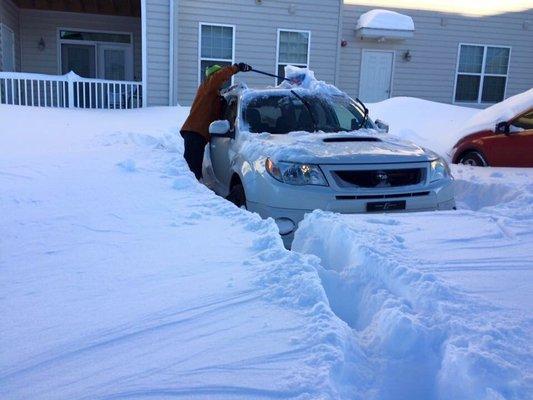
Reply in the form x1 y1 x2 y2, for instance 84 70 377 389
247 179 455 246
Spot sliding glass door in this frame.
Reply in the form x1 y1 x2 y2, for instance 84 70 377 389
61 43 96 78
98 44 133 81
59 29 133 81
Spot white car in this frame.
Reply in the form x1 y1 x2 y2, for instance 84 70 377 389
204 84 455 246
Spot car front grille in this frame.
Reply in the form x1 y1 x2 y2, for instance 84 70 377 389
333 168 425 188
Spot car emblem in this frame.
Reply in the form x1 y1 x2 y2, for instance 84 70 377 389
376 171 388 183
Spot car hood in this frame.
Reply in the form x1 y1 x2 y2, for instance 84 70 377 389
239 130 435 165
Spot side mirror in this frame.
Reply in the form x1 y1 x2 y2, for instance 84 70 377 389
375 119 389 133
209 120 230 136
495 121 510 134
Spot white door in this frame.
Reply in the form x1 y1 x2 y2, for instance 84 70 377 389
359 50 394 103
97 44 133 81
1 24 15 71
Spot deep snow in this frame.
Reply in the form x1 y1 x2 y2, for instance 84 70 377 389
370 90 533 160
0 106 356 399
1 90 532 399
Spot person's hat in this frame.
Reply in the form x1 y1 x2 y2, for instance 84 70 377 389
205 64 222 78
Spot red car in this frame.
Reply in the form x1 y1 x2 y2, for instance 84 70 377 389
452 108 533 167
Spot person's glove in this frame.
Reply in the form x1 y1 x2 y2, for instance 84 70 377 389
236 62 252 72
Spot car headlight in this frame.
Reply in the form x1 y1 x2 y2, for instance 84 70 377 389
429 158 451 182
265 158 328 186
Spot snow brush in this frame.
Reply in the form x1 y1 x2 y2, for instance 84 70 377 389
250 68 305 85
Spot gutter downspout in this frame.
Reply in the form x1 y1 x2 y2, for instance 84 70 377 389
168 0 174 106
141 0 147 107
334 0 343 86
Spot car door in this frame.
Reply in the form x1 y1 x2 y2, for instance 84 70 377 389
506 109 533 167
210 96 237 192
480 109 533 167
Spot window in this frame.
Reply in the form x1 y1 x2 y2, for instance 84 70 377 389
332 103 359 131
243 93 368 134
199 23 234 87
454 44 510 103
0 23 15 71
276 30 310 84
59 30 131 44
512 110 533 130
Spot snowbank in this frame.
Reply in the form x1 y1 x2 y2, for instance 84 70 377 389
369 97 478 159
0 105 356 399
453 164 533 214
458 88 533 137
356 9 414 31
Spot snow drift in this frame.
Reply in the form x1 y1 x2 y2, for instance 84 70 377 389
0 105 357 399
368 90 533 160
369 97 478 159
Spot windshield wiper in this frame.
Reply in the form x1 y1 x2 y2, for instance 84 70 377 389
355 97 369 130
290 90 317 132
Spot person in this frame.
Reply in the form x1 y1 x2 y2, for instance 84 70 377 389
180 62 252 180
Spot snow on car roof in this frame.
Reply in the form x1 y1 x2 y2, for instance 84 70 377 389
237 66 345 101
356 9 415 31
458 88 533 136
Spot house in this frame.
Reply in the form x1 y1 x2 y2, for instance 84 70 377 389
1 0 531 109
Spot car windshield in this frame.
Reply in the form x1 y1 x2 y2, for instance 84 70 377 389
243 92 372 134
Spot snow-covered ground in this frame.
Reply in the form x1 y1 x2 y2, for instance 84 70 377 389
293 168 533 398
1 94 532 399
0 106 356 399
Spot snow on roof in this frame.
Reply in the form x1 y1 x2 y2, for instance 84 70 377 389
459 88 533 136
356 9 414 31
279 65 343 95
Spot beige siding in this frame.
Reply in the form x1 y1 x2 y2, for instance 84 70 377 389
18 9 141 80
0 0 21 71
175 0 342 105
145 0 170 106
339 4 533 106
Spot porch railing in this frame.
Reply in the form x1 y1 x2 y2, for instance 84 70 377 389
0 71 143 109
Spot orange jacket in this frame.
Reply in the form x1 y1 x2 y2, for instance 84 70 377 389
181 65 239 141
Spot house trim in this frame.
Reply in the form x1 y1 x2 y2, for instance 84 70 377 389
358 49 395 100
275 28 311 85
197 22 236 87
452 42 512 106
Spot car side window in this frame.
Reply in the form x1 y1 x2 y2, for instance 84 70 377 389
511 110 533 131
332 103 357 131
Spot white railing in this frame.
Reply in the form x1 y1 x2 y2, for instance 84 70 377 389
0 71 143 109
